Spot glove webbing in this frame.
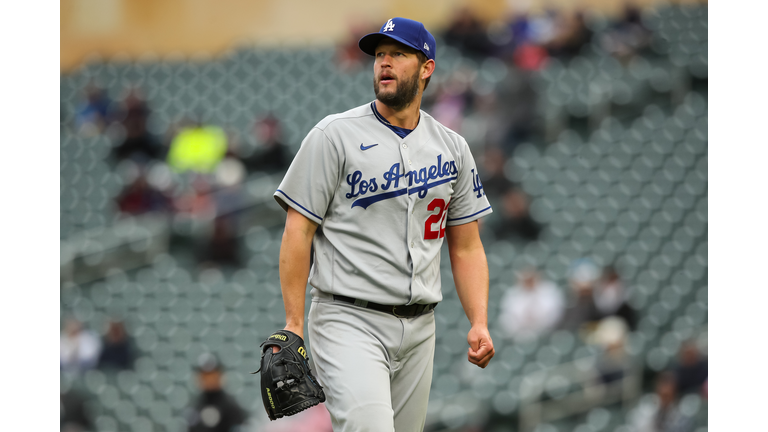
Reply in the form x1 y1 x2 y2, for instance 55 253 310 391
275 358 324 398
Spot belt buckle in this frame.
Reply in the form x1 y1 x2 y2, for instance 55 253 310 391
392 305 406 318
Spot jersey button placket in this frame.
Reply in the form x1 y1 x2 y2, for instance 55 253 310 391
401 141 415 253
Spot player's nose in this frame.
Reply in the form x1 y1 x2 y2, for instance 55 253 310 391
377 53 394 67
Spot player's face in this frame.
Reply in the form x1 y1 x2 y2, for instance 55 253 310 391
198 370 222 391
373 40 423 110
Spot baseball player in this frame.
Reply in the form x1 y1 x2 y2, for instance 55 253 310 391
272 17 495 431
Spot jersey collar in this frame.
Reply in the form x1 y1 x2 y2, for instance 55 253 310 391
371 101 420 139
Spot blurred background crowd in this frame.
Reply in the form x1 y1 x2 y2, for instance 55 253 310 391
60 1 707 431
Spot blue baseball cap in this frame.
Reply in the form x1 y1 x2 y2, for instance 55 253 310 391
359 17 436 61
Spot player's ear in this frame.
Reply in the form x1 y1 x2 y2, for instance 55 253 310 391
421 59 435 81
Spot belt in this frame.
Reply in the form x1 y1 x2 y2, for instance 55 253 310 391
332 295 437 318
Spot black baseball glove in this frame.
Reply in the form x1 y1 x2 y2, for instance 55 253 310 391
254 330 326 421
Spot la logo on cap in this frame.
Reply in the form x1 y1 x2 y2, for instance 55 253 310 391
383 19 395 32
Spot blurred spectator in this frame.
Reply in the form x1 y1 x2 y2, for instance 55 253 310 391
599 5 652 60
442 7 494 58
502 12 550 71
529 10 559 47
628 372 694 432
195 158 247 268
243 114 289 174
491 69 538 152
493 187 542 242
593 265 638 330
430 70 473 133
558 259 602 332
185 353 247 432
336 19 371 72
167 122 228 174
61 318 102 374
198 217 242 268
590 316 630 384
60 384 93 432
479 147 514 201
98 320 135 371
512 42 549 71
212 157 247 215
546 11 592 58
173 175 217 219
112 88 164 162
116 170 172 215
460 92 510 151
509 12 533 48
671 340 708 395
75 83 112 135
498 268 564 341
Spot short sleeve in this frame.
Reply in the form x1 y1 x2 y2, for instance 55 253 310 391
274 127 340 224
446 139 492 226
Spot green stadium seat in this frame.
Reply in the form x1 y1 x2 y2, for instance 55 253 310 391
683 254 706 282
492 389 519 415
129 416 153 432
131 384 156 410
646 346 671 372
685 301 707 326
536 345 563 368
134 326 159 352
134 355 158 379
433 372 461 398
84 369 107 395
147 399 174 424
219 341 245 367
647 302 671 328
659 331 683 357
585 406 611 431
146 370 173 398
94 415 119 432
679 393 703 419
98 383 122 411
137 300 161 324
648 212 673 238
116 369 140 394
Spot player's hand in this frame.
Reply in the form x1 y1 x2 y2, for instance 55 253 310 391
467 325 495 368
273 325 304 353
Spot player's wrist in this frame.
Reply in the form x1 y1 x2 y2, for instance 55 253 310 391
283 322 305 339
469 322 489 332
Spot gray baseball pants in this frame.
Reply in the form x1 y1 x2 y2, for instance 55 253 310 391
307 289 436 432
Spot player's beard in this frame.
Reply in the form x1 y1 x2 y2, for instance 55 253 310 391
374 68 421 111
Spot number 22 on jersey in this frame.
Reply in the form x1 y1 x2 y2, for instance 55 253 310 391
424 198 450 240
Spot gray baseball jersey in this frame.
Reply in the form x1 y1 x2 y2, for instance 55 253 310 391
273 101 492 305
